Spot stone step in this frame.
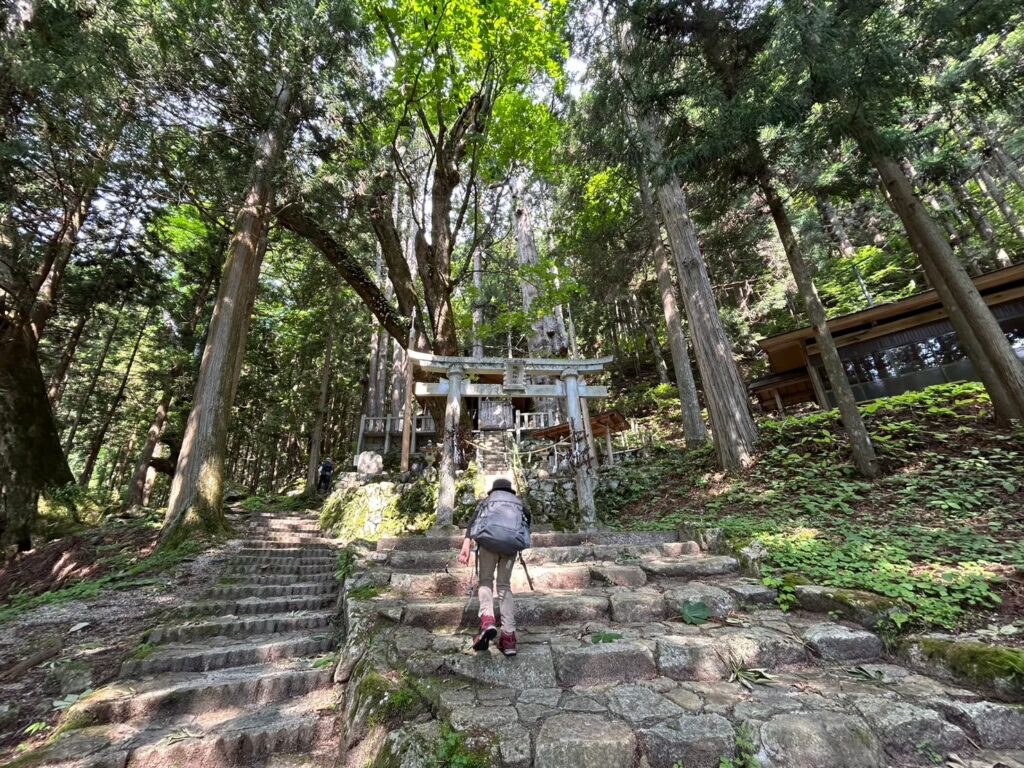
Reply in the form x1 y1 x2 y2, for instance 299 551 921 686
83 700 335 767
377 530 680 552
148 611 335 644
387 542 700 570
207 582 338 600
230 553 337 566
401 593 611 629
235 539 335 550
640 555 740 578
176 594 338 618
387 564 595 597
222 561 337 577
218 573 337 587
76 662 334 724
121 631 333 676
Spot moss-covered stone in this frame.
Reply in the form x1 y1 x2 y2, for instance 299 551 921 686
901 636 1024 701
794 584 900 629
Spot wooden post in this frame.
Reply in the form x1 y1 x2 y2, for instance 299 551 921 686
561 368 597 528
355 415 367 464
435 365 465 528
605 429 615 466
773 389 786 416
806 359 829 410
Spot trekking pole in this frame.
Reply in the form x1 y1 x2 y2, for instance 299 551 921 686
518 551 535 591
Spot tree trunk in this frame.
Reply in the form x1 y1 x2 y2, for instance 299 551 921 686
854 120 1024 423
161 79 295 545
640 118 757 470
124 388 171 510
948 179 1010 268
47 310 89 409
512 177 568 357
63 307 121 454
639 173 708 447
759 171 878 477
0 323 74 550
305 311 336 495
78 313 148 487
816 196 874 305
975 167 1024 241
472 245 485 358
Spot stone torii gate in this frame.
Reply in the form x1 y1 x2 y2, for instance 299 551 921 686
408 351 612 530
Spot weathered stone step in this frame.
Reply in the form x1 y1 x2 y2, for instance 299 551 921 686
76 662 333 724
387 541 701 570
388 564 595 597
377 530 680 552
640 555 740 578
401 593 611 629
222 561 337 577
208 582 338 600
219 572 337 587
74 702 335 767
148 610 335 643
121 631 333 676
236 539 335 550
176 593 337 618
230 553 337 567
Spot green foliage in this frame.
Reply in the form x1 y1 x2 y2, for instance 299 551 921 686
680 601 711 626
335 548 357 583
427 724 492 768
609 383 1021 629
348 585 385 601
719 724 761 768
320 480 435 543
591 630 622 644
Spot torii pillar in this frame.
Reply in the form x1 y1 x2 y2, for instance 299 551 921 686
435 364 465 529
561 368 597 529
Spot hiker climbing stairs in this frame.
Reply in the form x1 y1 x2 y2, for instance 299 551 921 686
339 529 1024 768
26 510 341 768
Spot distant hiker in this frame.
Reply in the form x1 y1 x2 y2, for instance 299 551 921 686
458 478 531 656
317 457 334 493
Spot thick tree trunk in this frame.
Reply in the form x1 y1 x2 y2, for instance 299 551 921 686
63 308 121 454
78 314 148 487
161 79 295 545
639 174 707 447
0 324 73 551
305 315 335 495
124 388 171 510
47 310 89 408
640 119 757 470
512 178 568 357
855 121 1024 423
759 172 878 477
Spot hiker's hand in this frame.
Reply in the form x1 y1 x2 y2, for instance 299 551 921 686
457 540 471 565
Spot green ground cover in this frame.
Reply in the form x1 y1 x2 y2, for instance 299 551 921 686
599 382 1024 629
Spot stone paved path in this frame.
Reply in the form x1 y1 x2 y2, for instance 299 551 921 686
25 511 341 768
342 530 1024 768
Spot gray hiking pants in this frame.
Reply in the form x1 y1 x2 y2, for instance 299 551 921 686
476 546 516 633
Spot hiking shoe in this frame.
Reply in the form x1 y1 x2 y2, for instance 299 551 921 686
472 616 498 651
498 632 517 657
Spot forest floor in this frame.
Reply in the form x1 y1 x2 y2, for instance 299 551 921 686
601 381 1024 635
0 509 236 759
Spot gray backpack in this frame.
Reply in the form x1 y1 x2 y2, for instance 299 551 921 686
469 490 531 555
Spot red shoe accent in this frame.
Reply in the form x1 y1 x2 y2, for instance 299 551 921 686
498 632 517 656
473 616 498 651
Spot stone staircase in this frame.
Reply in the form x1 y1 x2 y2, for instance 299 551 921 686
342 530 1024 768
474 430 514 490
26 511 342 768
